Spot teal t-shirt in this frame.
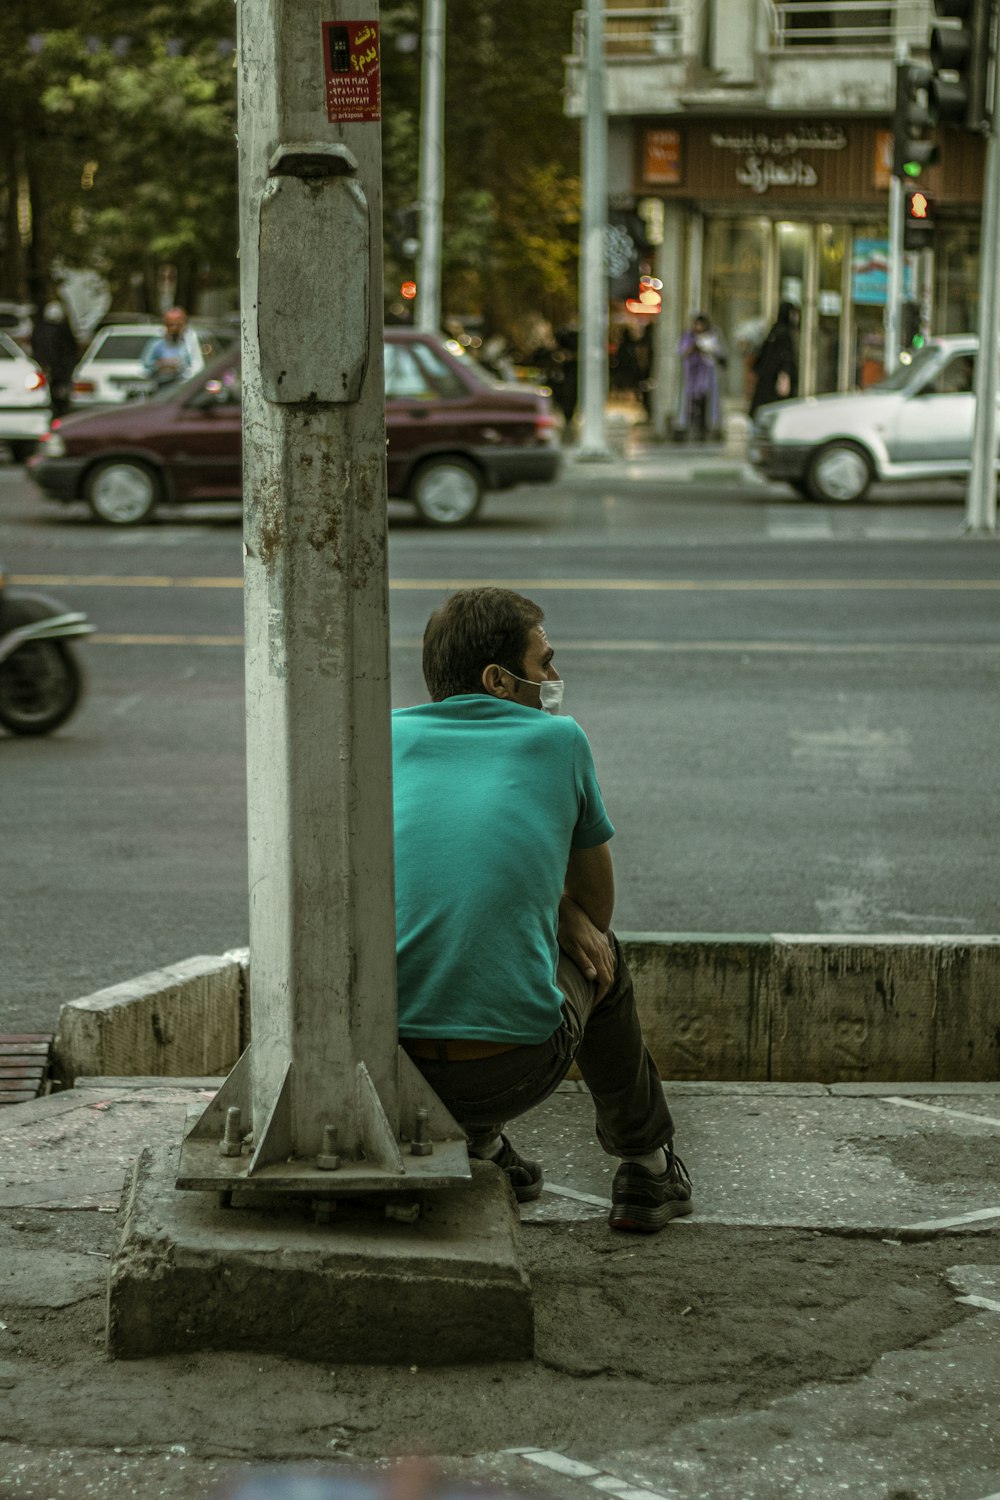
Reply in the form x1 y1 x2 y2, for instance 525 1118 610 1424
392 695 615 1044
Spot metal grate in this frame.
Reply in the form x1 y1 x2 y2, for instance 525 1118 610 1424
0 1035 52 1105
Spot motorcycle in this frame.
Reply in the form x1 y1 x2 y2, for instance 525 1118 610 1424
0 566 94 735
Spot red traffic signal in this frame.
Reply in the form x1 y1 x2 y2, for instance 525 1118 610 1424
904 187 935 249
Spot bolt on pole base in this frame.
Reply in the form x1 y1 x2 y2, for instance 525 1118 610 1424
176 1044 471 1201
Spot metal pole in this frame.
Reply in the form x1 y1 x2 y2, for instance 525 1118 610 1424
577 0 611 459
885 173 903 376
416 0 445 334
177 0 466 1202
965 49 1000 533
885 51 909 378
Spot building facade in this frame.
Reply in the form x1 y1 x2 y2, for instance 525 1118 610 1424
565 0 985 433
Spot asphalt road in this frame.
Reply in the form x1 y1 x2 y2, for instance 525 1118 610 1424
2 455 998 1033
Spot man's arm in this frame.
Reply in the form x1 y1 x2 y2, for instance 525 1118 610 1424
565 841 614 930
559 842 616 998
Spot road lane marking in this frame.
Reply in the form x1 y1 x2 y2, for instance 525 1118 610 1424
85 634 1000 654
897 1207 1000 1232
92 634 245 646
957 1295 1000 1315
504 1449 673 1500
11 573 1000 593
885 1097 1000 1129
543 1183 610 1208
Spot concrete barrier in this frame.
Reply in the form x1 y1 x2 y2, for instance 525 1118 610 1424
622 933 1000 1083
54 936 1000 1086
52 954 245 1086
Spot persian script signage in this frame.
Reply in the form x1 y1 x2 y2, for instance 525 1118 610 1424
323 20 381 123
711 124 846 196
641 120 889 203
640 119 984 205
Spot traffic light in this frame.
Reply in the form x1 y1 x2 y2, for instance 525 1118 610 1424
893 62 938 179
929 0 994 132
904 186 935 249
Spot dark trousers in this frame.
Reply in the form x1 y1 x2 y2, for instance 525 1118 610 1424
407 934 674 1160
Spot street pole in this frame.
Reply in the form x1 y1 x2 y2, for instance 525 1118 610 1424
965 46 1000 533
177 0 466 1203
577 0 611 459
885 50 909 378
416 0 445 334
885 173 903 376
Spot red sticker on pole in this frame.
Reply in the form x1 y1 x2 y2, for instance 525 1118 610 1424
323 21 381 123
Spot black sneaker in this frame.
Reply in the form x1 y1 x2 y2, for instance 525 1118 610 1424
609 1152 693 1233
489 1135 544 1203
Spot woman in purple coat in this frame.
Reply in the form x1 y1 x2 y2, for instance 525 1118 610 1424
675 312 723 442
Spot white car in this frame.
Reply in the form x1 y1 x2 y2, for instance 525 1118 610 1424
70 321 233 405
750 335 985 503
0 301 33 352
0 329 51 462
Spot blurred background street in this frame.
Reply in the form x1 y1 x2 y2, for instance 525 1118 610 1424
3 448 997 1034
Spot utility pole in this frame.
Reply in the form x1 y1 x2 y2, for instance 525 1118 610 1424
177 0 467 1203
885 169 904 377
416 0 445 334
965 23 1000 532
577 0 611 459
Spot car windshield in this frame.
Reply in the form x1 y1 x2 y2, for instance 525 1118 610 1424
866 344 945 393
91 333 158 361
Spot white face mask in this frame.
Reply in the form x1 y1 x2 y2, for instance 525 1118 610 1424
501 669 564 715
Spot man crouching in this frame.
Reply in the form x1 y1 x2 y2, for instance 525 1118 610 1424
393 587 692 1232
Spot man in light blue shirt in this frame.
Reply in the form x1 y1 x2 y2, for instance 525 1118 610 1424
141 307 203 388
393 588 692 1234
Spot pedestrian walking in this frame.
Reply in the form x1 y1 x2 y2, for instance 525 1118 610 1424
141 307 202 389
675 312 724 442
31 300 78 418
749 301 800 417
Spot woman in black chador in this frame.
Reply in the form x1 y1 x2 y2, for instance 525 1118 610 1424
748 301 799 417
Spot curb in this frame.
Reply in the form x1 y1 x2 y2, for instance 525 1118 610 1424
51 935 1000 1088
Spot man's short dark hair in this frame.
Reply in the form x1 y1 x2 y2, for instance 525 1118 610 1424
422 588 544 701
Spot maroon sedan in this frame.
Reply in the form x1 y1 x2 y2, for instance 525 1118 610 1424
28 329 561 527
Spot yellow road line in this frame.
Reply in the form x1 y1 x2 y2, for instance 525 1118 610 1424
87 634 1000 654
12 574 1000 592
92 634 244 646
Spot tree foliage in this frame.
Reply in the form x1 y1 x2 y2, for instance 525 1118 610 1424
382 0 582 340
0 0 237 312
2 0 580 337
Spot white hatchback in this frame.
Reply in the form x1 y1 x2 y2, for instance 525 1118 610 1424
750 335 986 502
71 322 232 405
0 329 51 461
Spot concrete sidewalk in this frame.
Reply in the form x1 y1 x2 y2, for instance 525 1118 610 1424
1 1076 999 1499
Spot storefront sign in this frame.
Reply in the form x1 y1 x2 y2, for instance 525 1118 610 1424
709 126 848 155
639 119 900 203
873 130 893 190
323 20 381 123
639 117 984 205
644 128 681 185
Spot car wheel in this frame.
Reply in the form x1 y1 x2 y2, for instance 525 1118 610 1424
85 459 160 525
806 442 873 504
410 458 483 527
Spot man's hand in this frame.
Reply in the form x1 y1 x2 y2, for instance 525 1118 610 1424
558 894 615 1001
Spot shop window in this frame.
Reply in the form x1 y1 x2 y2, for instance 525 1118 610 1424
935 224 980 335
